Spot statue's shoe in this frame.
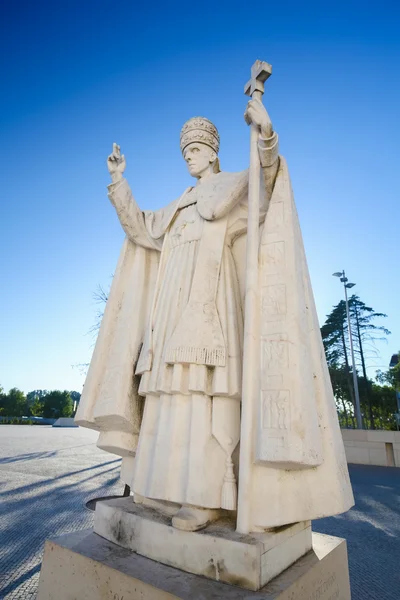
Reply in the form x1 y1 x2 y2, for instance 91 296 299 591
134 494 180 517
172 506 221 531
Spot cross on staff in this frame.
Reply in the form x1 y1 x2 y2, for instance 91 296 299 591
237 60 272 535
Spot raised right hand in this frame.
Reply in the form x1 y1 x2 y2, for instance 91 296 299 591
107 143 126 182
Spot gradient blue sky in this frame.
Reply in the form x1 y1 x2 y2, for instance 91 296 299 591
1 1 399 393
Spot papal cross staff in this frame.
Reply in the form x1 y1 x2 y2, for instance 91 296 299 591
237 60 272 534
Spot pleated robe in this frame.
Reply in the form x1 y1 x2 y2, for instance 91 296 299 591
134 198 246 507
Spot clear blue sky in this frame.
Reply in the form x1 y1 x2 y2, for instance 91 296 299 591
1 1 399 394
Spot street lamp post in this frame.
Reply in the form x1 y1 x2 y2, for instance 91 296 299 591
333 270 363 429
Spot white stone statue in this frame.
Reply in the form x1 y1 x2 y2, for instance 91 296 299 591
76 64 354 535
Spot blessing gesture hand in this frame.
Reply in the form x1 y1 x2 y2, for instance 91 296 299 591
107 143 126 183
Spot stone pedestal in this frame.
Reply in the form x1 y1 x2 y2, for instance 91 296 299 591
37 528 351 599
93 498 312 591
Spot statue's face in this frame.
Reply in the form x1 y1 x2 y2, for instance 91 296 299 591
183 142 216 178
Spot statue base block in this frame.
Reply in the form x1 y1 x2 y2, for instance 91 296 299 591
93 498 312 590
37 528 350 599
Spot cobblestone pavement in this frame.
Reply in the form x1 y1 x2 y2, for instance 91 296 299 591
0 427 399 599
0 426 123 599
314 464 400 600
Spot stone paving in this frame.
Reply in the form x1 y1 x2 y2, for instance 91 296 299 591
313 464 400 600
0 426 122 599
0 426 399 599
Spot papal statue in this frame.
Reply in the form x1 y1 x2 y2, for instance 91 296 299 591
76 62 354 535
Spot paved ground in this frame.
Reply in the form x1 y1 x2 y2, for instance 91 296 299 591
313 464 400 600
0 426 399 599
0 426 123 599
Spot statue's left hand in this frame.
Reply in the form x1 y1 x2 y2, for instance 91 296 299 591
244 99 273 138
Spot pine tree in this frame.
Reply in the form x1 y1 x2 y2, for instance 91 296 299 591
321 295 391 429
348 295 390 429
320 301 356 422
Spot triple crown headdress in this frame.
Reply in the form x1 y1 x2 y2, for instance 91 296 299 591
180 117 220 154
